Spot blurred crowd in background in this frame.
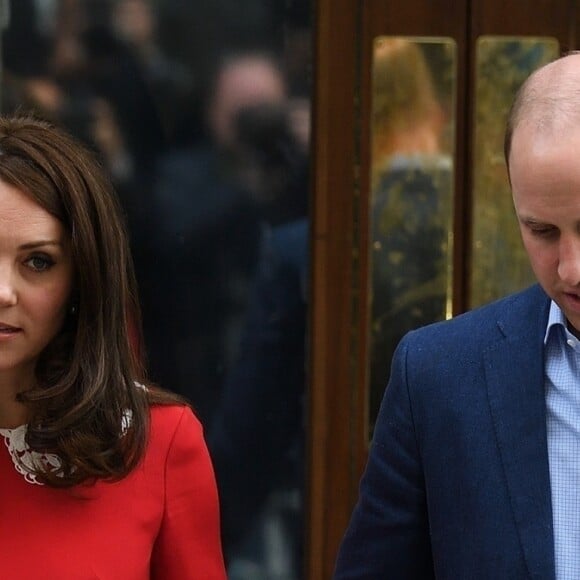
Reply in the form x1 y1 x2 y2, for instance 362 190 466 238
1 1 312 578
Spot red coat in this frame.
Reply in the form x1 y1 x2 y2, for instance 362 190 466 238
0 404 226 579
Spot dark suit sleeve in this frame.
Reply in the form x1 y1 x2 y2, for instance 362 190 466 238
333 334 434 579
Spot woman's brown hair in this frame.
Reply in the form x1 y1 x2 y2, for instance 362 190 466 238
0 114 182 487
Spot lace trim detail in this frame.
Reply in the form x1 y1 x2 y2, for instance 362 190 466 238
0 424 62 485
0 408 136 486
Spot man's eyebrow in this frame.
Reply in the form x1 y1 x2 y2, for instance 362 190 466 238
519 216 551 226
18 240 64 250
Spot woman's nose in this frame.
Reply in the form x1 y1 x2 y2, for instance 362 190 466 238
0 268 18 306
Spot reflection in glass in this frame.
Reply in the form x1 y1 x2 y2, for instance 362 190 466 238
369 37 456 435
471 36 559 308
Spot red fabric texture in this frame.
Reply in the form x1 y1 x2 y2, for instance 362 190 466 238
0 405 226 579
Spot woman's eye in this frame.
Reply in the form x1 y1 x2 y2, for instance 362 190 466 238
25 255 55 272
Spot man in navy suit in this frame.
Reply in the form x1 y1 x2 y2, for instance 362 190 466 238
334 53 580 579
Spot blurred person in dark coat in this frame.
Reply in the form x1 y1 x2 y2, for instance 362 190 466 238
146 52 288 425
208 97 310 577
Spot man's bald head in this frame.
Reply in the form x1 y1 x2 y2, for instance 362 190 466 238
505 52 580 168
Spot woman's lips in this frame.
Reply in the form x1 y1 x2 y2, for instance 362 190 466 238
0 323 21 334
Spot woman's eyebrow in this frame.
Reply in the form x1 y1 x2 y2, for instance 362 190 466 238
18 240 63 250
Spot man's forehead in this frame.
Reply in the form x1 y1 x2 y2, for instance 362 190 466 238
511 116 580 157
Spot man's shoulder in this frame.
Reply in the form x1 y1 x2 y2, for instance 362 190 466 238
408 284 548 346
388 285 549 388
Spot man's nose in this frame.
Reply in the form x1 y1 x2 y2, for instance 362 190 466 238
558 236 580 286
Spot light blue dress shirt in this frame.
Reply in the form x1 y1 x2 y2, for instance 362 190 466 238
545 301 580 580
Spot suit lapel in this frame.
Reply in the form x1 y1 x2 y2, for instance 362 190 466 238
484 293 554 579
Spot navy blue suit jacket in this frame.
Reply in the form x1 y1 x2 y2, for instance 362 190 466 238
334 284 556 579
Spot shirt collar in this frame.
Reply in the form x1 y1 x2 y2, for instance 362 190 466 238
544 300 568 345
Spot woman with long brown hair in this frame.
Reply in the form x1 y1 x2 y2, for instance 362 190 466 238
0 115 226 578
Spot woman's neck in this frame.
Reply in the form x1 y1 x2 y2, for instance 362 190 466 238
0 371 33 428
0 398 28 429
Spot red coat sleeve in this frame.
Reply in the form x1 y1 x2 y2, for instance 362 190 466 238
150 407 226 579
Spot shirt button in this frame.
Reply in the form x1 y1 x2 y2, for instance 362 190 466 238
568 338 576 347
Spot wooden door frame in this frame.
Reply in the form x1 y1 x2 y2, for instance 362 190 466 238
306 0 363 578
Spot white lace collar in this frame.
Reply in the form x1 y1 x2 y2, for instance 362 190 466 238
0 424 62 485
0 410 134 486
